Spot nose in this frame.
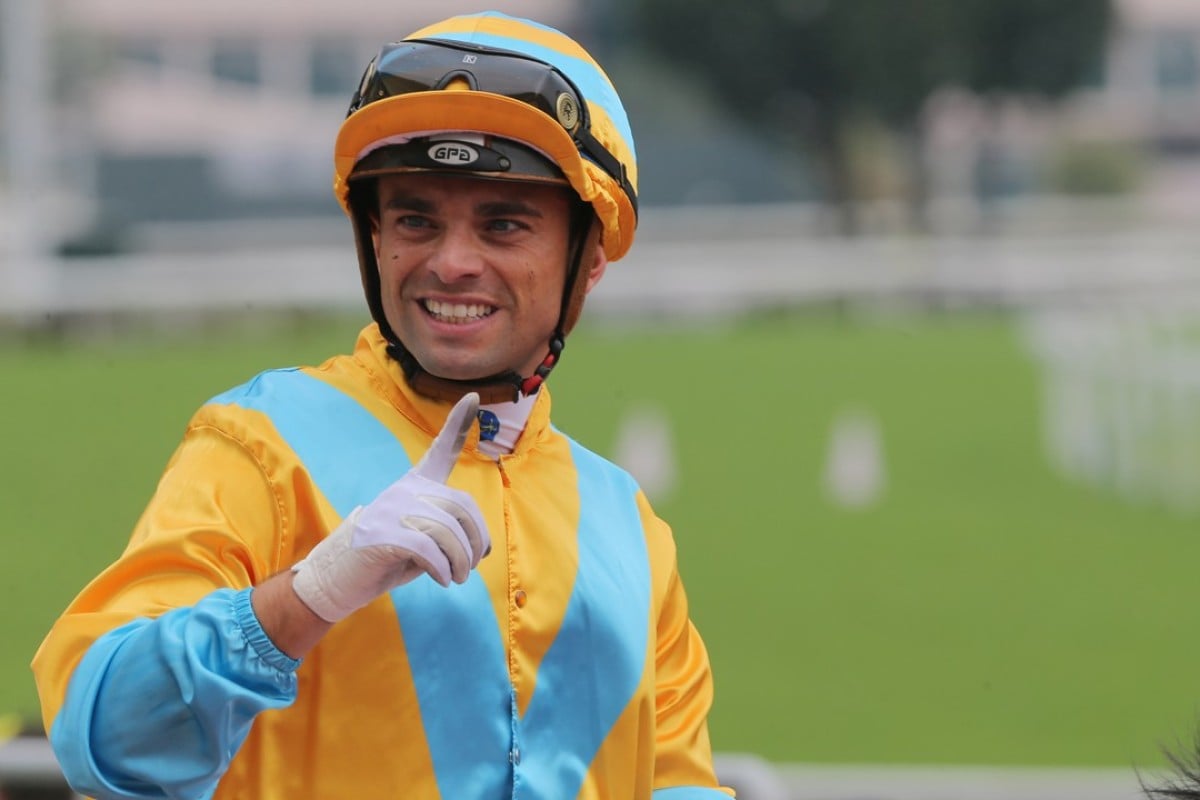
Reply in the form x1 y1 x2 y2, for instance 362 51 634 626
426 224 486 284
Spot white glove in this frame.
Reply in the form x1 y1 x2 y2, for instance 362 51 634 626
291 392 491 623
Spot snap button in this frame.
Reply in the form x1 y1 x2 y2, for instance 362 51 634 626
514 589 528 608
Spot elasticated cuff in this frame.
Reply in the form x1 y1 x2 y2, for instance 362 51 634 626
233 587 302 674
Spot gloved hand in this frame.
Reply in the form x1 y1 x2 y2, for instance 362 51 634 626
291 392 490 623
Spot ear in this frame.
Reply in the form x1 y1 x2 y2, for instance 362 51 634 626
583 233 609 295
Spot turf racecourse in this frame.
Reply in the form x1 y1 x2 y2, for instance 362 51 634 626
3 309 1199 771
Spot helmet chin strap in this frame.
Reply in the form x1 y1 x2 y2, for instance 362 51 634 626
388 202 598 404
386 335 563 404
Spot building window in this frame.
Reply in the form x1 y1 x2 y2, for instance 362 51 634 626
310 37 362 96
1154 31 1198 91
212 37 261 86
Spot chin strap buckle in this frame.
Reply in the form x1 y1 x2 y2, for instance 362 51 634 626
520 335 565 396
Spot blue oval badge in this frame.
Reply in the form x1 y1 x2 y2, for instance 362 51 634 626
477 409 500 442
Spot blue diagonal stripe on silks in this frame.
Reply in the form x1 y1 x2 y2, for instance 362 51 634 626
210 369 512 797
652 788 734 799
389 573 514 797
209 370 401 515
516 437 651 797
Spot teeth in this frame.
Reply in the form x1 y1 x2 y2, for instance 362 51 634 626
424 299 494 322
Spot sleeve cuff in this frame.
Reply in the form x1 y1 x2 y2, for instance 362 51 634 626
233 587 302 674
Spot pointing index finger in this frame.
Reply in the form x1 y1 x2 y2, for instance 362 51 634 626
412 392 479 484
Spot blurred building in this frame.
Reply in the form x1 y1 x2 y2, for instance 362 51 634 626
51 0 579 237
1073 0 1200 208
926 0 1200 216
1092 0 1200 150
7 0 1198 255
32 0 807 251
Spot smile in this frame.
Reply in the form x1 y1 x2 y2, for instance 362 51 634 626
422 299 496 323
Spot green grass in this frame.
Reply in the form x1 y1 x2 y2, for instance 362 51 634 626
3 310 1198 769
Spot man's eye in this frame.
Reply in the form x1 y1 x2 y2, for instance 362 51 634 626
397 215 431 229
488 219 523 233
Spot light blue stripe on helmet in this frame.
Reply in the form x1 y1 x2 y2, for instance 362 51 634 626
211 369 512 797
516 437 651 797
422 23 636 160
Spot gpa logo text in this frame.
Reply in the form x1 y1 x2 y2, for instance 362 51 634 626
428 143 479 165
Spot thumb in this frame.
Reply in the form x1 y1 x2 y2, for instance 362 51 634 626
412 392 479 484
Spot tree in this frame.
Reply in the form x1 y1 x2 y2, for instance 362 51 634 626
959 0 1115 99
618 0 1114 231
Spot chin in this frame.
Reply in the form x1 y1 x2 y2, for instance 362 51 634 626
424 360 506 382
410 344 527 381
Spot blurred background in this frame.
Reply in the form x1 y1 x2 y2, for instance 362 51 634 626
3 0 1200 798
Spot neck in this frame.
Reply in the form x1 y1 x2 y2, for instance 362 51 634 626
387 337 565 405
387 341 526 403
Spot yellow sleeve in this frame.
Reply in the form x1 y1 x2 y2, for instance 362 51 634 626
641 496 735 796
31 405 297 733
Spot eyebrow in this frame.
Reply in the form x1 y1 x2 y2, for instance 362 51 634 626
383 194 435 214
382 194 544 219
476 200 544 219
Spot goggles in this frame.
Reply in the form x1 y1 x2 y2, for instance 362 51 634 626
347 38 638 216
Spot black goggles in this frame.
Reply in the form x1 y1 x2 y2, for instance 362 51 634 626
347 38 637 216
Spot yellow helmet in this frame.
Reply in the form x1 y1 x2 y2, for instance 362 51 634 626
334 12 638 261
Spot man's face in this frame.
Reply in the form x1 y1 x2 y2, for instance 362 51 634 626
371 172 604 382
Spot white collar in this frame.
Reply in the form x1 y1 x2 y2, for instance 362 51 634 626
476 391 539 457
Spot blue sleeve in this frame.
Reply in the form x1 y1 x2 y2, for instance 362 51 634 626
653 789 733 798
49 588 299 800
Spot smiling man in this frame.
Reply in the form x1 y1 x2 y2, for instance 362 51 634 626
372 168 587 386
32 11 732 800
